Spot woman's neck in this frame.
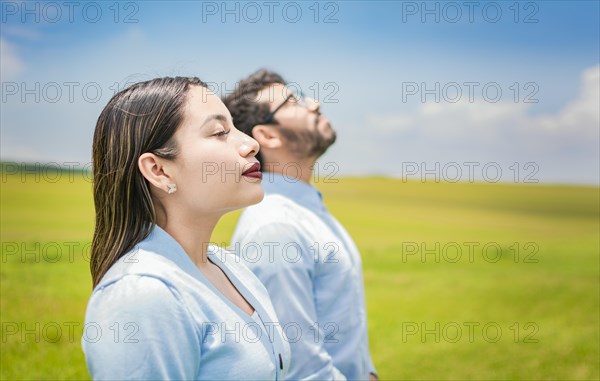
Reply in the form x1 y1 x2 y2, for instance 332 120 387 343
157 212 220 270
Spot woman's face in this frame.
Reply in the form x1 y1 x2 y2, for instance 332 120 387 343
163 85 263 216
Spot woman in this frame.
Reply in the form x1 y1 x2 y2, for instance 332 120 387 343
83 77 289 380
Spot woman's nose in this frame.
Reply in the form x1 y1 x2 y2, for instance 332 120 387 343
234 130 260 157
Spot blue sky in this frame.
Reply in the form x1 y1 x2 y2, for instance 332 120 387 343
1 0 599 183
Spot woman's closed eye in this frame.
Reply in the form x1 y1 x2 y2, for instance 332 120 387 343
213 129 230 137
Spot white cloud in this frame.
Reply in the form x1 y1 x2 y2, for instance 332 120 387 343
358 65 599 183
533 65 599 137
369 65 600 136
0 39 25 79
368 65 599 146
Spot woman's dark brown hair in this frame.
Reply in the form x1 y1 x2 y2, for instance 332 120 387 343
91 76 206 287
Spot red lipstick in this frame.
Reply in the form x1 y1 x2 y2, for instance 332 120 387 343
242 162 262 180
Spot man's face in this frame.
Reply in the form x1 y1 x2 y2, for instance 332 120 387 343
256 83 337 160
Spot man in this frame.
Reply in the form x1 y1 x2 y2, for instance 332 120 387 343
224 70 377 381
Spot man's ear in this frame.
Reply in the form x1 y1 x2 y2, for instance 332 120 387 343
138 153 174 194
252 125 282 149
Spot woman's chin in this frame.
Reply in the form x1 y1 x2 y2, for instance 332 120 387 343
231 188 264 211
246 188 265 206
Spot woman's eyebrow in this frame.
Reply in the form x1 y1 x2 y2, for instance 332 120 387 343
201 114 228 128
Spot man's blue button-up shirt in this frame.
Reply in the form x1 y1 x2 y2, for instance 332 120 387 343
231 173 376 380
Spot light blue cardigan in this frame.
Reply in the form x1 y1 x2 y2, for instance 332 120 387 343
82 226 290 380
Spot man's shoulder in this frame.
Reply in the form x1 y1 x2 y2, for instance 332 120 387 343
233 194 320 244
240 193 308 223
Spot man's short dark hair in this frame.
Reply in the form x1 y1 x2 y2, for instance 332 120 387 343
222 69 286 165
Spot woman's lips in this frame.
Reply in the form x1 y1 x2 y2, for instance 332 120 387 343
242 162 262 180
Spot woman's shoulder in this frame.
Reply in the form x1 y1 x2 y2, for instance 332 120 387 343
95 245 181 289
89 245 187 308
83 272 196 338
82 272 202 379
90 272 177 305
88 243 202 317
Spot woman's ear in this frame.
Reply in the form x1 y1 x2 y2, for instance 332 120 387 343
252 125 282 149
138 153 174 194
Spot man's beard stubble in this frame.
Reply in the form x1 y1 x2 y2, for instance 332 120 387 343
278 123 337 160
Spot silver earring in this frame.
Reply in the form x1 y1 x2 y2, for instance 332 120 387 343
167 183 177 194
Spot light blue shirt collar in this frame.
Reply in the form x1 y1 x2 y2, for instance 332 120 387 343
137 225 212 283
137 226 266 322
261 172 326 213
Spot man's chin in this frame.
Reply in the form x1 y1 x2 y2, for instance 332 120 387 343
322 124 336 144
324 129 336 146
317 118 336 139
312 129 336 158
317 115 331 129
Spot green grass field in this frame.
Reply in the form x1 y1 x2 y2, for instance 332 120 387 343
1 171 598 380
